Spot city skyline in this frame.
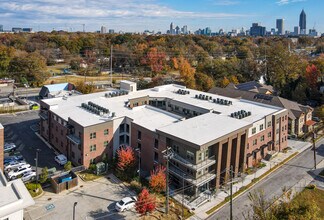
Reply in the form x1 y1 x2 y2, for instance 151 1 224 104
0 0 323 33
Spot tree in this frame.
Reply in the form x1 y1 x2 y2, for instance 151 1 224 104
135 188 156 215
64 161 72 171
141 47 166 74
177 57 196 89
39 167 48 184
149 165 166 193
0 45 15 77
220 76 230 88
117 146 135 173
75 81 95 94
305 64 320 90
195 72 214 91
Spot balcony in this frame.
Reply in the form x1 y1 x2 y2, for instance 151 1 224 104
171 154 216 171
169 165 216 187
67 134 81 145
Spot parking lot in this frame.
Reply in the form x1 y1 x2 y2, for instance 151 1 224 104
24 174 137 220
0 110 61 172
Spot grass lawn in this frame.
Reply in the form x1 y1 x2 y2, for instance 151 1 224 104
25 183 43 198
78 170 104 181
44 75 130 85
293 187 324 217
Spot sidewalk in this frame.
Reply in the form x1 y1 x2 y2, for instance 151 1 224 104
190 140 312 220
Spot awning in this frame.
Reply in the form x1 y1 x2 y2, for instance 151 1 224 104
305 120 316 126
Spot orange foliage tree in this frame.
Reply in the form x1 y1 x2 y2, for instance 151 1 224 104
116 146 136 179
177 57 196 88
141 47 166 74
135 188 156 215
149 165 166 193
305 64 320 90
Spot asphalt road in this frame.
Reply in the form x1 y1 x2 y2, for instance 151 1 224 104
208 139 324 220
0 110 61 170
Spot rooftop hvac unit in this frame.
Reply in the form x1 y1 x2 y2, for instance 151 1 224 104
111 112 116 117
199 94 202 99
187 91 190 94
230 113 234 117
204 95 208 100
248 111 251 116
81 103 86 108
202 95 205 100
234 112 237 116
229 101 232 105
195 94 198 99
238 115 242 119
213 99 216 103
224 100 228 105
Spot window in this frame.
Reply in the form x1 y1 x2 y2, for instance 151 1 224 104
276 119 280 124
126 135 129 145
119 135 124 144
276 129 279 134
198 152 202 161
104 129 109 135
104 141 109 147
90 132 96 139
285 125 287 130
90 158 95 164
252 128 256 134
137 143 141 149
282 127 284 132
285 115 288 120
175 106 179 111
90 144 96 152
186 151 194 161
137 131 141 140
267 121 272 127
282 117 284 122
154 139 159 149
126 124 130 133
259 124 264 130
205 149 209 158
172 145 179 153
268 132 272 138
253 139 257 145
154 152 159 162
260 135 264 141
119 124 125 133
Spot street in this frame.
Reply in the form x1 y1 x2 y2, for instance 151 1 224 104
208 138 324 220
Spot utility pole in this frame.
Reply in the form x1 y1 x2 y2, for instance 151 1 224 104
163 147 174 215
313 129 317 169
230 165 233 220
182 173 186 219
110 45 113 86
35 149 40 185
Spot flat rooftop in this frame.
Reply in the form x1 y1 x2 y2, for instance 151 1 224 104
0 170 34 218
42 84 283 130
158 112 251 146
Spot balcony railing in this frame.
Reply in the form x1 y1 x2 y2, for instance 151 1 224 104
171 154 216 171
169 165 216 187
67 134 81 145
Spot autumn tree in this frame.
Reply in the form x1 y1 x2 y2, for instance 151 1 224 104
177 57 196 89
195 72 214 91
149 165 166 193
0 45 15 77
116 146 136 180
141 47 166 75
305 64 320 90
135 188 156 215
75 81 95 94
220 76 230 88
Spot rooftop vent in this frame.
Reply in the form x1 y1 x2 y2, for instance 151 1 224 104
230 110 251 119
176 89 190 95
105 90 129 98
81 102 109 115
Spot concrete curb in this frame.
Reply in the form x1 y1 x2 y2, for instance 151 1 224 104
34 132 59 156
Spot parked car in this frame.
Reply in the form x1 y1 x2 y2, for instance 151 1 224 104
115 196 137 212
4 161 27 171
21 171 36 182
7 164 31 180
4 143 17 153
55 154 67 165
4 155 24 165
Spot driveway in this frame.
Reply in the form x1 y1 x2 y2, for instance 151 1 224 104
0 111 61 171
24 174 137 220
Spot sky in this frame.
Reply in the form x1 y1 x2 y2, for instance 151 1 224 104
0 0 323 33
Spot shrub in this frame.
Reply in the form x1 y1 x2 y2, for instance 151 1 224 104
64 161 72 171
39 167 48 184
130 180 142 193
89 164 96 172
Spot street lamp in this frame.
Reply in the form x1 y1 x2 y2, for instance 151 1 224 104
73 202 78 220
135 148 141 181
35 149 41 185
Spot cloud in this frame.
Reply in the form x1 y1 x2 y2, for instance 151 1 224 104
0 0 249 30
276 0 307 5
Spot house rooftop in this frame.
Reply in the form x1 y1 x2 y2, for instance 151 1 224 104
42 84 283 130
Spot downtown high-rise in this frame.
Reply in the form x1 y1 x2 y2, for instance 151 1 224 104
299 9 306 35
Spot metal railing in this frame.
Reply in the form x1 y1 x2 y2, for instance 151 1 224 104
172 154 216 170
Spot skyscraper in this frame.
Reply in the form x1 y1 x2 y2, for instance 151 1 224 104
250 23 266 36
299 9 306 35
0 25 3 32
276 19 284 35
100 26 106 34
170 22 174 35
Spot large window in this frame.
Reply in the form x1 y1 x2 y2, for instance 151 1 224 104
259 124 264 130
119 124 125 133
154 139 159 149
252 128 256 134
154 152 159 162
267 121 272 127
260 135 264 141
126 124 130 133
253 139 257 145
90 144 96 152
90 132 96 139
104 141 109 147
186 151 194 161
104 129 109 135
137 131 142 140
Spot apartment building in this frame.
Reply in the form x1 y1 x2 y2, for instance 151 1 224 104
40 82 288 196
